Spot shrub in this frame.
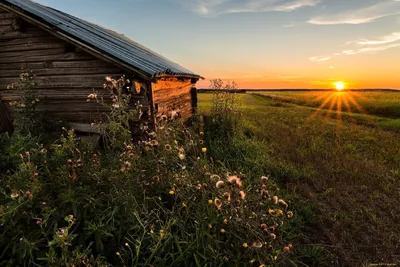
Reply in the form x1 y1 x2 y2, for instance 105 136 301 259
7 71 41 136
208 79 242 139
0 76 294 266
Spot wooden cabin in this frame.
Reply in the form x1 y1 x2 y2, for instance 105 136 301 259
0 0 202 134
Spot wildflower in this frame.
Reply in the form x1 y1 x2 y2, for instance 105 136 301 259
269 226 276 232
223 219 228 224
272 196 278 204
11 192 19 200
252 241 263 248
216 181 225 189
125 243 129 247
197 184 202 189
58 228 65 236
261 176 269 184
200 131 204 136
182 202 187 208
150 140 159 147
208 224 212 229
223 192 231 202
41 202 46 206
152 176 160 182
201 147 207 153
165 144 172 151
25 152 30 157
20 237 24 242
144 146 152 152
214 198 222 210
268 209 275 215
129 152 135 158
283 246 291 253
249 259 255 264
160 230 165 238
210 174 220 181
208 200 213 205
220 229 225 233
243 243 249 248
36 220 41 225
169 190 175 195
278 199 288 208
178 151 185 160
269 233 277 240
239 190 246 200
287 211 293 219
261 189 270 198
227 175 242 187
276 209 283 216
34 173 38 178
68 215 74 222
116 252 121 257
106 76 113 82
25 191 31 197
260 224 267 231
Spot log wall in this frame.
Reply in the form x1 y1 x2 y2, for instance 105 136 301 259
0 8 149 125
152 77 194 120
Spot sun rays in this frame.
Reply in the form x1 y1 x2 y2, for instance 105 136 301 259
310 91 366 129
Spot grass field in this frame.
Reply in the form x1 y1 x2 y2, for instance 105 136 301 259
199 92 400 266
254 91 400 132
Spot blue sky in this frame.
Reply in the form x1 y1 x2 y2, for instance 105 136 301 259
35 0 400 88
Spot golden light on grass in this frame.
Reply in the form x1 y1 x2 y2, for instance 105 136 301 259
334 81 345 91
309 89 368 130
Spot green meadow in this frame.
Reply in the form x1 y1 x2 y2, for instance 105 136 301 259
199 92 400 266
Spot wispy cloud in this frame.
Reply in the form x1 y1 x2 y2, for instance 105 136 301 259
183 0 321 16
309 56 331 62
341 43 400 55
283 23 295 27
308 1 400 25
310 32 400 62
348 32 400 45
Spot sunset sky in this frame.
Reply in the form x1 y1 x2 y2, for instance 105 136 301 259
35 0 400 89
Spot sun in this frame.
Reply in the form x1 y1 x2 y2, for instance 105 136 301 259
334 81 345 91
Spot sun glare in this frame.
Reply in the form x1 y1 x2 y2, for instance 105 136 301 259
335 81 345 91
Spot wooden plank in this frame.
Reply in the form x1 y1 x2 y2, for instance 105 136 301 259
0 36 61 47
0 42 65 52
0 75 109 88
0 47 66 58
51 60 115 68
0 52 93 63
70 122 100 134
0 62 48 70
0 68 123 78
0 18 13 26
0 30 50 40
0 13 14 19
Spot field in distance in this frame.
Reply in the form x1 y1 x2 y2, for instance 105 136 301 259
252 91 400 132
198 92 400 266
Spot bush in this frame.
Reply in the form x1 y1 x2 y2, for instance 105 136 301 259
0 76 294 266
208 79 242 139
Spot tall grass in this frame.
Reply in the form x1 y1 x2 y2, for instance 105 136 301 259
199 92 400 266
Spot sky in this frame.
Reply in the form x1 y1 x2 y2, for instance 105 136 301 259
34 0 400 89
